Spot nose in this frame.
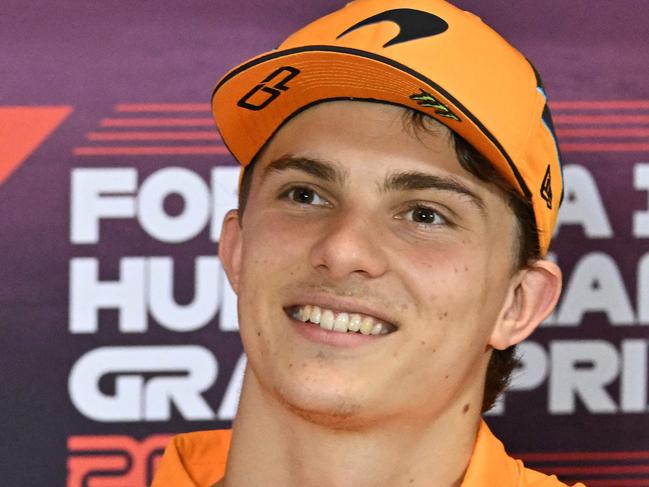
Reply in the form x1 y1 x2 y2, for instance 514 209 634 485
309 211 389 280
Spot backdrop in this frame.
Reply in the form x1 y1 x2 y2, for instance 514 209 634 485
1 1 648 486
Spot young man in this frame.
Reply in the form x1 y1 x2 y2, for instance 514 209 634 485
153 1 584 485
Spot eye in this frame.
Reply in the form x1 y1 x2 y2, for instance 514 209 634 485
283 186 329 206
403 205 448 226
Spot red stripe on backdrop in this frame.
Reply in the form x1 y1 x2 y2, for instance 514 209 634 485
560 142 649 152
74 146 229 155
86 131 219 141
551 100 649 110
519 451 649 462
556 128 649 137
115 103 211 112
100 118 214 127
554 115 649 124
580 480 649 487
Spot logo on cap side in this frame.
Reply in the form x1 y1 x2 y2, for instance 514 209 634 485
540 164 553 209
410 89 460 121
237 66 301 111
336 8 448 48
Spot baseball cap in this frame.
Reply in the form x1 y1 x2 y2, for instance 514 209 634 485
211 0 563 255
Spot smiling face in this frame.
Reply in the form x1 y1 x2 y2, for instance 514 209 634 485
220 101 522 428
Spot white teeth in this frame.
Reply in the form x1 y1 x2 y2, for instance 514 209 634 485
370 323 385 335
309 306 321 324
359 316 374 335
293 305 393 336
349 314 362 332
320 309 335 330
333 313 349 332
298 304 312 322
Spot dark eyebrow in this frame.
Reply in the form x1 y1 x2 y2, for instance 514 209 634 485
261 155 347 185
381 171 485 211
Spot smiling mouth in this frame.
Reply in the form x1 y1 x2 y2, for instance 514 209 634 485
287 305 397 336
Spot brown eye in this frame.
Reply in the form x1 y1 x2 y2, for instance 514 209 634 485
291 187 315 203
404 205 447 226
413 207 437 223
284 186 329 206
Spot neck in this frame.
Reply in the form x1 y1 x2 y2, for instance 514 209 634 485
220 369 482 487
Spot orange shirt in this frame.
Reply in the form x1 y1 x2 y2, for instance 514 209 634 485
151 421 585 487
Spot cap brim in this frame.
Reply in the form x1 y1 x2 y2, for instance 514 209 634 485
212 45 531 201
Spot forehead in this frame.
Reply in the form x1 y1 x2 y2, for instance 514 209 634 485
253 101 489 194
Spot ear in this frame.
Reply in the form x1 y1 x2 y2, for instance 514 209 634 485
489 259 562 350
218 209 243 293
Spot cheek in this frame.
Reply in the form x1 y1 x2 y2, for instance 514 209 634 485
395 242 503 351
395 241 484 308
240 217 300 276
242 210 314 256
236 214 313 330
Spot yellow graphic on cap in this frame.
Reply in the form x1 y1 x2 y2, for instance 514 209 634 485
410 89 460 121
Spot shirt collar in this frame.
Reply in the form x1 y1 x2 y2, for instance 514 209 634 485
460 420 519 487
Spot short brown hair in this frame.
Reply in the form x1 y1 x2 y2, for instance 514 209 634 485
236 106 541 412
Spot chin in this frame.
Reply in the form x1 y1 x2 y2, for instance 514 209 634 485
287 399 358 426
282 395 375 431
270 377 385 431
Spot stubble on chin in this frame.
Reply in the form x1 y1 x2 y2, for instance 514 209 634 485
281 395 370 431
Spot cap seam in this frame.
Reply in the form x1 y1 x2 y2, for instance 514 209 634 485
513 77 542 167
518 84 552 253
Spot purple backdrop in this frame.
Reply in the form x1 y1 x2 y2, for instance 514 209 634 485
1 1 648 486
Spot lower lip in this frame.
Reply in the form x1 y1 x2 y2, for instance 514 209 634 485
290 317 388 347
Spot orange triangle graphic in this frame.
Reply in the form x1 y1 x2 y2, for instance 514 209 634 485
0 106 73 185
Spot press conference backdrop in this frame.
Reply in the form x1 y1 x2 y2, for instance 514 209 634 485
1 0 648 485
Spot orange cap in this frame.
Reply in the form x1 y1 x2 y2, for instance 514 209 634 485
211 0 563 255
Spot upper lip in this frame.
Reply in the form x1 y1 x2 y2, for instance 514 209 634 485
285 293 400 329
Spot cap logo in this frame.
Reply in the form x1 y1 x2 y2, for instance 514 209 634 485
336 8 448 48
540 164 553 209
410 89 460 121
237 66 301 111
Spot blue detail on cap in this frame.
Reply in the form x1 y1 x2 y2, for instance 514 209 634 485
537 86 563 173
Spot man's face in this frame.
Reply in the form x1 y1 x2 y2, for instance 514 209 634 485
222 101 520 427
